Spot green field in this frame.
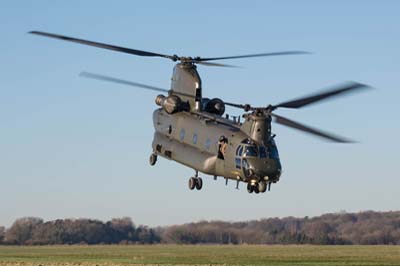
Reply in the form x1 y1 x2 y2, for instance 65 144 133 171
0 245 399 266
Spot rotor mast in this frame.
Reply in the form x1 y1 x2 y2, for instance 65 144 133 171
240 110 272 145
170 62 202 112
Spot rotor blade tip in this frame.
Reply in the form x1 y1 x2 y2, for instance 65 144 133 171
346 81 374 91
337 139 357 144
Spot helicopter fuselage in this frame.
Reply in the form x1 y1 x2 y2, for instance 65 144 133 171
151 109 282 185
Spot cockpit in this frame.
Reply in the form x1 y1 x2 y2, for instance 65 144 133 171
236 139 280 160
235 138 281 182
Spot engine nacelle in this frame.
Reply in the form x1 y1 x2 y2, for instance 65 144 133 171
203 98 225 116
156 95 186 114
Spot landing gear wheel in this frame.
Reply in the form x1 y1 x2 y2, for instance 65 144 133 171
195 178 203 190
188 177 196 190
258 181 267 193
149 153 157 166
253 185 260 194
247 183 253 193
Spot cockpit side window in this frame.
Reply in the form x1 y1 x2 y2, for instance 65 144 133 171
267 139 279 159
238 146 243 156
268 146 280 159
236 145 241 156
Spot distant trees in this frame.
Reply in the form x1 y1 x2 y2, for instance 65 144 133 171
1 217 158 245
0 226 5 244
1 211 399 245
157 211 400 245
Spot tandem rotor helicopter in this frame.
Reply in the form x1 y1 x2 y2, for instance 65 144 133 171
30 31 369 194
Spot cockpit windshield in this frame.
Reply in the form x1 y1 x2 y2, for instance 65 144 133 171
259 146 267 158
240 138 279 159
244 145 258 157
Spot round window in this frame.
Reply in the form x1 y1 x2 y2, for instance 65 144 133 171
205 138 211 150
179 128 185 140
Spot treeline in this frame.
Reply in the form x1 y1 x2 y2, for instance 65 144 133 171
0 217 159 245
1 211 400 245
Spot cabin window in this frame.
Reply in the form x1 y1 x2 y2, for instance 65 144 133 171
193 133 198 144
168 125 172 134
205 138 211 150
179 128 185 140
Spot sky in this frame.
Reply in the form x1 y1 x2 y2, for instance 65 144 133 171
0 1 399 228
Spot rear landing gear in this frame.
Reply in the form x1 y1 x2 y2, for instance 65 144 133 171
149 153 157 166
189 177 196 190
188 171 203 190
195 177 203 190
188 177 203 190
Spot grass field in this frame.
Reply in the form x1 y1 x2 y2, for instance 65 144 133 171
0 245 399 266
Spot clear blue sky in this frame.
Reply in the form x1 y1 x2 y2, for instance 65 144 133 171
1 1 399 227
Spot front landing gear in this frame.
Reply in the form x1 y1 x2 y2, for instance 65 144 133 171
188 171 203 191
247 181 269 194
247 183 259 193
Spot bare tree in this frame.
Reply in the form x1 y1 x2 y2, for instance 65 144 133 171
0 226 5 244
5 217 43 245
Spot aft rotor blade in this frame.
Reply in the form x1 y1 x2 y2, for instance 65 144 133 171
80 72 169 93
29 31 176 60
198 51 310 62
272 113 353 143
274 82 369 109
80 72 195 98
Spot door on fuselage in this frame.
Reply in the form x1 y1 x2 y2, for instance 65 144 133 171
216 135 228 175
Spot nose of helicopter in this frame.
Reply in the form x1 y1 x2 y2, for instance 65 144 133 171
246 157 282 181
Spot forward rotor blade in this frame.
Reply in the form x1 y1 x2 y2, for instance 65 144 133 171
196 61 239 68
29 31 176 60
224 102 253 111
274 82 369 109
272 113 353 143
198 51 310 62
80 72 169 93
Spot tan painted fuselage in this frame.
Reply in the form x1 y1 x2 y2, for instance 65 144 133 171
152 108 282 184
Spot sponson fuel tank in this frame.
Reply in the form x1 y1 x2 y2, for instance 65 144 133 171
155 95 189 114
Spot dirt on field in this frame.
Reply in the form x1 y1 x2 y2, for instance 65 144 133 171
0 264 222 266
0 262 219 266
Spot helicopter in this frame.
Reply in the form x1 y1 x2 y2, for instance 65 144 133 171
29 31 369 194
